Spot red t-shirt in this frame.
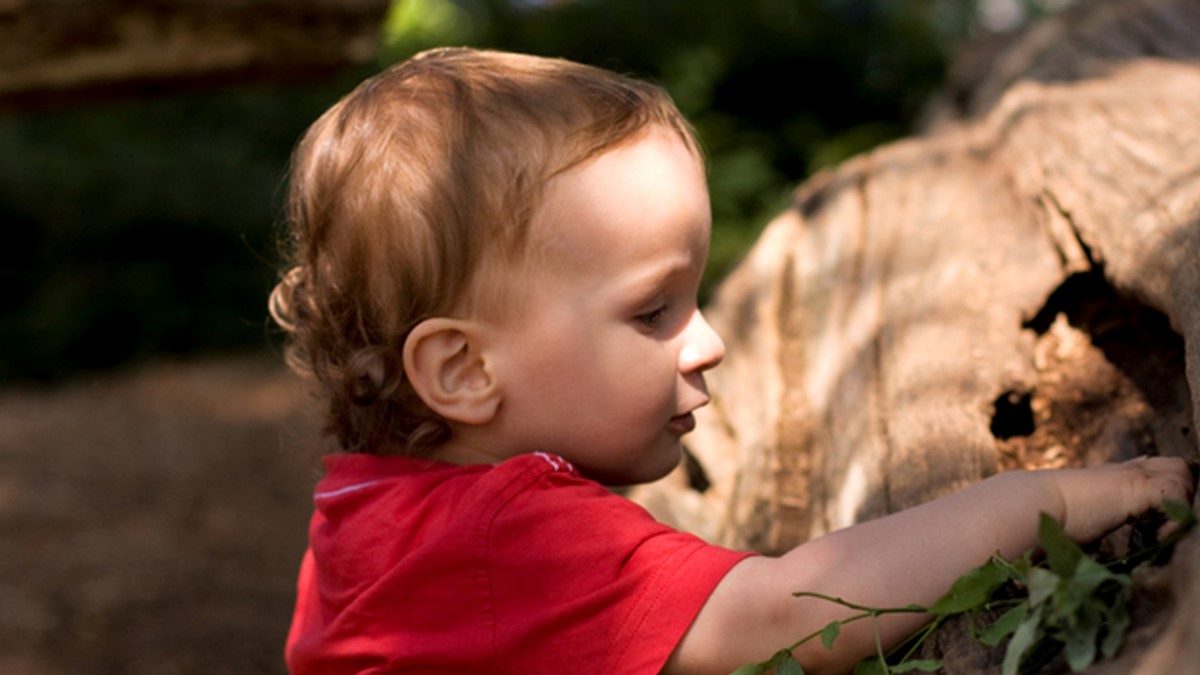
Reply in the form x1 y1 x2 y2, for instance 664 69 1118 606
285 452 751 674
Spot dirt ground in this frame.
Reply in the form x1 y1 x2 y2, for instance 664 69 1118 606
0 355 322 675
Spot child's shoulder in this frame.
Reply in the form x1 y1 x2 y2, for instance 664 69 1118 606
310 450 634 557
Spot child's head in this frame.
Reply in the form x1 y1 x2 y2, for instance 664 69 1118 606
271 47 705 459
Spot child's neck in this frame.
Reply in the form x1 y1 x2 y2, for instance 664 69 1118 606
430 434 511 467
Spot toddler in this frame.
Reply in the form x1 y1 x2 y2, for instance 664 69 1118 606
271 47 1193 674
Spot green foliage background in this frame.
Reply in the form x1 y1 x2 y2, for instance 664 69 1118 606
0 0 1055 381
380 0 968 291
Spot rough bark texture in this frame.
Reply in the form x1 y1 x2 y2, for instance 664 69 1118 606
630 0 1200 671
0 0 389 108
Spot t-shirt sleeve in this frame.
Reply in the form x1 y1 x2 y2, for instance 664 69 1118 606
484 464 753 674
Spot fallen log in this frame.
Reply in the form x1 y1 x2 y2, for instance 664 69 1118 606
0 0 389 108
631 0 1200 671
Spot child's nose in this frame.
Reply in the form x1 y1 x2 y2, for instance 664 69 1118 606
679 310 725 373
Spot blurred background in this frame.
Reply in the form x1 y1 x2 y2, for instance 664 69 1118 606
0 0 1074 382
0 0 1074 673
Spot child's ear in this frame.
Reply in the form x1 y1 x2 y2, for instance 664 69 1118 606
402 318 502 426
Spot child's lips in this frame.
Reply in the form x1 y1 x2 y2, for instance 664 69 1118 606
668 412 696 434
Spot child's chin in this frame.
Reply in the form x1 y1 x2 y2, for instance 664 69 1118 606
573 440 686 486
610 445 684 487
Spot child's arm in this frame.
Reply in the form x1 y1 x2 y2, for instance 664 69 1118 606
664 456 1194 675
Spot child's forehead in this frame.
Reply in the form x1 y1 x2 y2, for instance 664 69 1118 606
521 127 710 268
541 126 701 203
542 128 704 212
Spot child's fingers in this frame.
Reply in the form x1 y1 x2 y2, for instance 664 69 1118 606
1118 456 1194 542
1158 519 1182 541
1125 455 1194 506
1056 456 1194 542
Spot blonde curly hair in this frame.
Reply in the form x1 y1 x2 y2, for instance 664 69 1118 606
270 47 699 455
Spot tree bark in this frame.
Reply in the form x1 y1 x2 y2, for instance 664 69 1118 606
631 0 1200 671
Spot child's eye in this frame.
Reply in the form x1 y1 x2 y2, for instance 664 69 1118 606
636 306 668 329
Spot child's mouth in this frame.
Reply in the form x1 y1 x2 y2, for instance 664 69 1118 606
667 412 696 434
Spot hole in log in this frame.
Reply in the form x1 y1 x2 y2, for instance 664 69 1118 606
991 390 1035 439
1023 268 1186 411
1023 270 1106 335
1000 268 1194 471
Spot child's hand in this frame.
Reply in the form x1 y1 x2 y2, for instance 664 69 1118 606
1052 456 1194 543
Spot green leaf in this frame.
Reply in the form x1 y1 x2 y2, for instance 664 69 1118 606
1076 554 1125 589
995 550 1034 581
776 654 805 675
1002 606 1043 675
853 657 888 675
1101 597 1131 659
1038 512 1083 577
892 659 943 672
978 602 1029 647
729 663 766 675
1056 557 1099 614
928 557 1010 615
1063 601 1101 672
820 621 842 650
1162 499 1197 528
1053 556 1125 620
1027 567 1059 609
